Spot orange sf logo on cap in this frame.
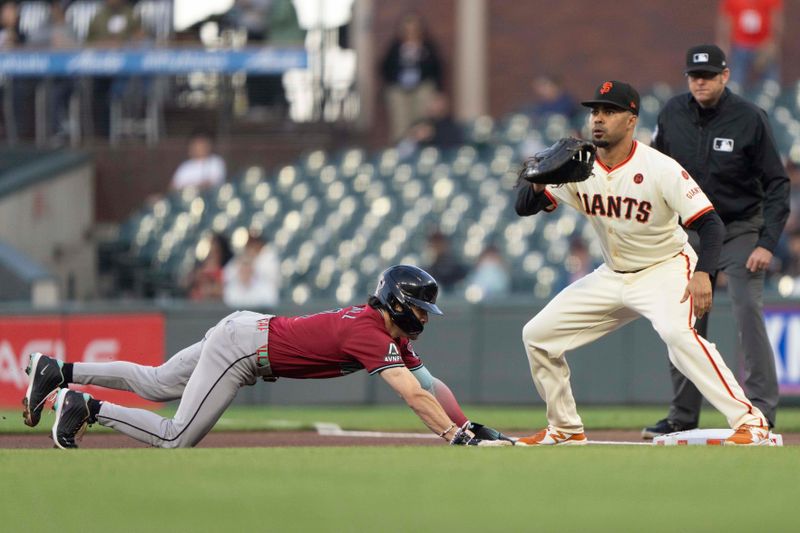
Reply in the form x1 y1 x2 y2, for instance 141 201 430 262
600 82 613 94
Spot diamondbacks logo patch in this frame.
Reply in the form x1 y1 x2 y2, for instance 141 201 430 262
384 343 402 363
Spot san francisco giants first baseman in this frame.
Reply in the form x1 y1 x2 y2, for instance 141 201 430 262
514 80 770 446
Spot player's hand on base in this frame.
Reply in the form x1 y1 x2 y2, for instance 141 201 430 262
467 421 516 445
682 271 712 318
745 246 773 273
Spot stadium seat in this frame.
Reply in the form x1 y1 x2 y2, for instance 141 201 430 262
18 2 51 36
109 83 800 301
65 0 102 43
135 0 173 44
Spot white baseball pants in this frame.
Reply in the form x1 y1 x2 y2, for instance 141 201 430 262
522 249 767 434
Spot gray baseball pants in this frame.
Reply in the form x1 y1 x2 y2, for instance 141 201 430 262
668 217 779 427
72 311 271 448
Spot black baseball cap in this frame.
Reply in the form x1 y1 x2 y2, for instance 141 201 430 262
685 44 727 74
581 80 640 116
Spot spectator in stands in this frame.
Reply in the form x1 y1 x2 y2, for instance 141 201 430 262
564 236 596 285
186 232 233 301
380 13 442 142
717 0 784 91
466 244 510 300
219 0 302 118
519 74 579 125
782 230 800 278
0 1 23 49
223 230 281 308
26 2 79 144
170 131 227 191
423 230 467 293
0 1 32 139
397 92 463 159
87 0 145 138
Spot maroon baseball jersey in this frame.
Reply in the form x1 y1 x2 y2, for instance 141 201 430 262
266 304 423 379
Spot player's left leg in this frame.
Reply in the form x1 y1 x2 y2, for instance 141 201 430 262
629 251 767 431
71 341 204 402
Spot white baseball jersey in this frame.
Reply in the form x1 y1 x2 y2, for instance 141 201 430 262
542 141 715 272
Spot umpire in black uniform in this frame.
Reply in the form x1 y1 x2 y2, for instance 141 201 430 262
642 44 790 438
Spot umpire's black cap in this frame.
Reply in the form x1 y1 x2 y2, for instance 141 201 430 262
581 80 640 116
685 44 728 74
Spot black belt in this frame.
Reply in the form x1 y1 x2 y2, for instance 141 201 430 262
613 267 646 274
613 251 684 274
254 316 277 382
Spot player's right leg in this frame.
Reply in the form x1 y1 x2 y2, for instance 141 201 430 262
520 266 638 442
71 341 204 401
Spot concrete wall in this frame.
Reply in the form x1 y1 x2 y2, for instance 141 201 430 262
0 161 96 300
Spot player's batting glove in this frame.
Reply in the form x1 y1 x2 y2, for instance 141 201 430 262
467 421 516 445
449 421 481 446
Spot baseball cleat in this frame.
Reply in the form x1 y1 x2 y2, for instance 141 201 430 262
641 418 698 440
516 427 587 446
723 424 770 446
51 389 92 450
22 352 65 427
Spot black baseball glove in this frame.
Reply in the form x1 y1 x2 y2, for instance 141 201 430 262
519 137 596 186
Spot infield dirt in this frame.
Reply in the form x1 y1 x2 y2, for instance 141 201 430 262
1 429 797 448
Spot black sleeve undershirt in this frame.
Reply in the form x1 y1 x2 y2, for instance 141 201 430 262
515 184 552 215
687 210 724 274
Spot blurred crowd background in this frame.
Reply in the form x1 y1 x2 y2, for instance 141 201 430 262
0 0 798 309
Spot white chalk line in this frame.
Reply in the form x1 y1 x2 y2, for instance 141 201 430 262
313 423 653 445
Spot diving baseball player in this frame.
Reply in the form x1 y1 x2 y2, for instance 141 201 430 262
514 80 770 446
22 265 512 448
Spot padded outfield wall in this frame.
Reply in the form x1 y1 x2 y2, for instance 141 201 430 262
1 296 798 408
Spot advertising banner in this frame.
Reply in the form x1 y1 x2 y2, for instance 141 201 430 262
0 48 307 76
0 314 164 409
765 308 800 395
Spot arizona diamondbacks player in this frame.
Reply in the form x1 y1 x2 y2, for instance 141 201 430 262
23 265 512 448
514 81 770 446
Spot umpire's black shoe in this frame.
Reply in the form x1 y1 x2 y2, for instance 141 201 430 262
641 418 698 440
22 352 65 427
52 389 92 449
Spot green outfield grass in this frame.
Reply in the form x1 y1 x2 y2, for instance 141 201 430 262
1 446 797 532
4 404 800 434
2 405 798 532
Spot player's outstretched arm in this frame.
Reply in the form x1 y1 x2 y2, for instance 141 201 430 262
411 367 515 444
380 366 459 441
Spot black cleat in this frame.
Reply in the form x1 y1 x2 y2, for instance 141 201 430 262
22 353 65 427
641 418 698 440
52 389 92 449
